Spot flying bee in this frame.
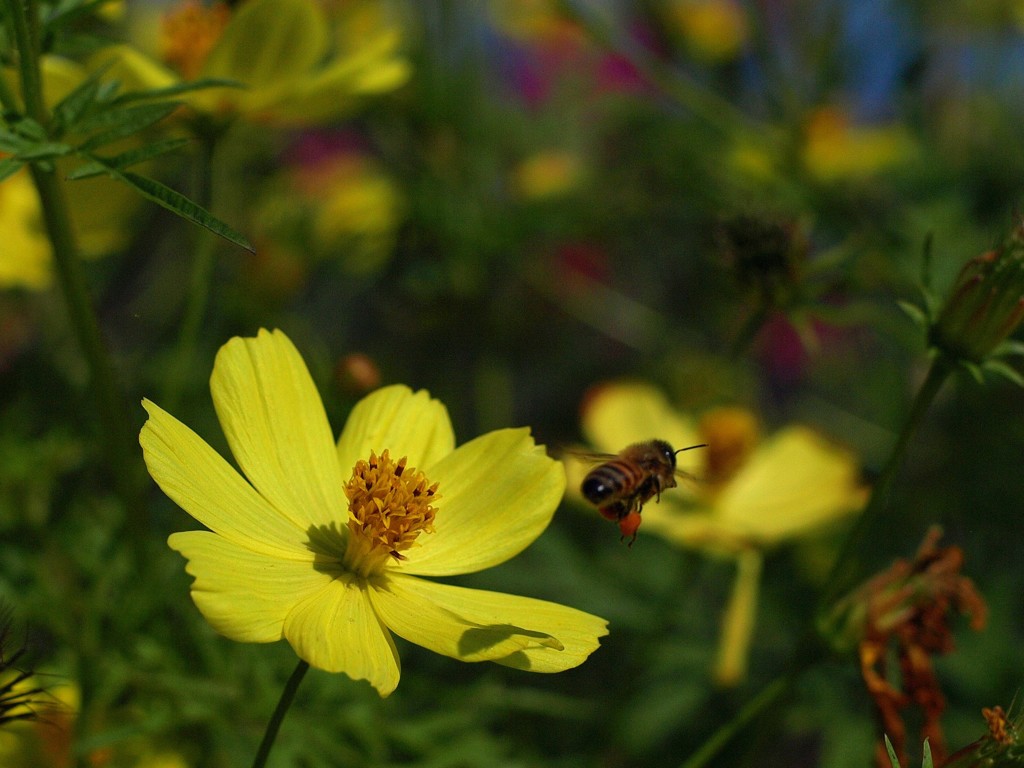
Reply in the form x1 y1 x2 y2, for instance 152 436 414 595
580 440 706 545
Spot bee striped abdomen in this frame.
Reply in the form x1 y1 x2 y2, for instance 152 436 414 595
581 460 645 506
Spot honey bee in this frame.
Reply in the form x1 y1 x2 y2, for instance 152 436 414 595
580 440 706 545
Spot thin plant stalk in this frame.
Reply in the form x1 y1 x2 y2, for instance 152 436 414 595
252 660 310 768
818 354 953 609
4 0 142 517
161 129 221 412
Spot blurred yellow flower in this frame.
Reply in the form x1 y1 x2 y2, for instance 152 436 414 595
489 0 585 45
667 0 749 63
802 106 916 181
142 330 607 696
306 154 402 274
1 55 163 289
0 677 188 767
511 150 584 200
0 171 51 290
157 0 410 125
575 381 866 683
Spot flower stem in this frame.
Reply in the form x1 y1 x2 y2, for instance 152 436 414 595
5 0 143 519
818 353 953 610
678 675 793 768
161 129 221 412
252 660 309 768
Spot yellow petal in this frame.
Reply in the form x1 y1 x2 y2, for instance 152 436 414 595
201 0 326 90
168 531 325 643
396 429 564 577
714 549 762 686
282 576 401 695
336 384 454 475
370 573 607 672
141 399 308 556
210 329 347 531
716 426 866 544
260 30 410 124
582 381 702 468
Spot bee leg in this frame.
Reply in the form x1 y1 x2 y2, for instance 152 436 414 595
618 510 643 546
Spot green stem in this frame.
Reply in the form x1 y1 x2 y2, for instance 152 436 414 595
4 0 43 117
6 0 142 517
679 676 792 768
161 129 220 412
818 354 953 610
252 660 309 768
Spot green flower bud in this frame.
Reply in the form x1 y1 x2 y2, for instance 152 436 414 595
929 223 1024 363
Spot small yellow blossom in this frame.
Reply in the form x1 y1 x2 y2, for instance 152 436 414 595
668 0 749 63
159 0 410 125
142 330 607 696
511 150 584 200
802 106 916 181
0 55 159 289
0 171 51 290
575 381 865 683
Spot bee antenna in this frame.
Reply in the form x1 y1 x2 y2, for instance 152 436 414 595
674 443 707 456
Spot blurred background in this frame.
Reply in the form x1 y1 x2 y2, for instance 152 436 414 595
2 0 1024 766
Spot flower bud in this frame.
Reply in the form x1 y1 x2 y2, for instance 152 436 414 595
929 222 1024 363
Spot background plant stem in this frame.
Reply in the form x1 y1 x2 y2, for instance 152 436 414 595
5 0 142 515
252 660 310 768
161 129 220 412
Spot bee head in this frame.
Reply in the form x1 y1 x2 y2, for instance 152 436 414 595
652 439 677 468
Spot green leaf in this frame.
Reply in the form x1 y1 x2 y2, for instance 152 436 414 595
884 735 902 768
15 142 73 160
0 157 24 182
75 102 179 150
66 137 192 180
981 359 1024 387
0 129 31 154
50 61 112 136
958 360 985 385
111 168 254 252
922 739 933 768
992 339 1024 358
110 78 246 105
43 0 119 31
897 300 929 330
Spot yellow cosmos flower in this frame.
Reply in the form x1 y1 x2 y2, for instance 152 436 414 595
575 381 865 684
802 106 916 181
141 329 607 696
668 0 749 63
157 0 410 125
1 55 155 289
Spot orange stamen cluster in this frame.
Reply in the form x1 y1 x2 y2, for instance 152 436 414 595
343 450 439 574
160 0 231 80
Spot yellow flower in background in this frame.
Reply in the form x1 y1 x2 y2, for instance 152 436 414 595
306 154 403 275
575 381 865 684
511 150 584 200
0 171 51 290
157 0 410 125
142 330 607 696
802 106 916 181
667 0 749 63
0 55 163 289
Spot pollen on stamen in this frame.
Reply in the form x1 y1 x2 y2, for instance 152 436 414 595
343 449 440 574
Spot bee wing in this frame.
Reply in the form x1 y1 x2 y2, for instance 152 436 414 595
562 449 620 466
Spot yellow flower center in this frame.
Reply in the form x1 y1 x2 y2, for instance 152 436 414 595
160 0 230 80
698 407 760 488
342 450 439 577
